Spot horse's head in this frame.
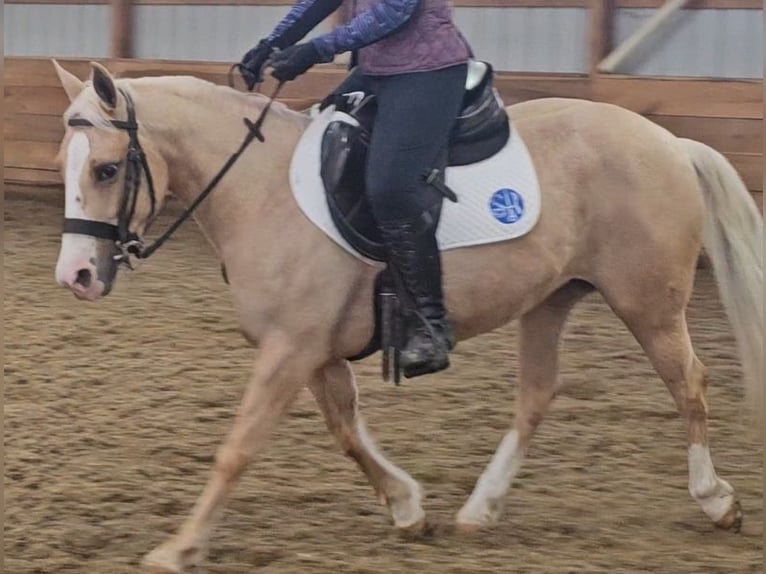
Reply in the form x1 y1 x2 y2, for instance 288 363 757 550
53 60 171 301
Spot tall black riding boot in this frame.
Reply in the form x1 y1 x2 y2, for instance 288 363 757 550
378 211 455 378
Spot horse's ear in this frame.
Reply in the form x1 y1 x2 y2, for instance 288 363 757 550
52 59 85 102
89 61 118 110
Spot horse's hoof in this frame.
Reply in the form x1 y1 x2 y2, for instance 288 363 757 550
142 555 183 574
714 500 743 532
395 514 429 539
142 541 205 574
386 483 426 535
455 498 503 532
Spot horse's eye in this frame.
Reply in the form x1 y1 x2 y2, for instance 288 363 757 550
94 163 119 182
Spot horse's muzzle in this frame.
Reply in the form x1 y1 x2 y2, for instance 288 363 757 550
58 263 109 301
55 234 118 301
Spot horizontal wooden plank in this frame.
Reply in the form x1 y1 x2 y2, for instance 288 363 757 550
9 56 760 106
724 153 763 192
5 58 236 88
6 140 60 171
7 58 590 116
6 0 761 6
751 191 763 211
5 58 94 87
5 58 351 99
495 74 591 103
6 86 71 117
5 167 62 186
5 57 271 87
14 57 759 104
646 115 762 155
592 77 762 119
5 89 322 121
7 57 580 96
5 114 65 143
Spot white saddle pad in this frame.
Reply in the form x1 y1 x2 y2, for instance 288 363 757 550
290 106 541 265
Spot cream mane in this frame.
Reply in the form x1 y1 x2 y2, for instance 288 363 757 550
63 74 310 133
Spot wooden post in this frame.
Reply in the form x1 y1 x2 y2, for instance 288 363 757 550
589 0 614 80
589 0 614 78
110 0 134 59
589 0 614 103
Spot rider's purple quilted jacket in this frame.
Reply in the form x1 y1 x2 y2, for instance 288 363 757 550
268 0 472 75
329 0 471 75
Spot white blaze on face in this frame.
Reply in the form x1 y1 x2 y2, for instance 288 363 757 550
64 132 90 219
55 132 98 287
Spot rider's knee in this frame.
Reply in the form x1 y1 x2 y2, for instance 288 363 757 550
366 173 441 221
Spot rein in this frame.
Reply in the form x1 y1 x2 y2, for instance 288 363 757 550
64 81 285 267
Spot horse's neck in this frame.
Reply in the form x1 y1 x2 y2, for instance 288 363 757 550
139 84 308 255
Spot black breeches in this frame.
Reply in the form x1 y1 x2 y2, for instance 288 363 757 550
355 64 468 223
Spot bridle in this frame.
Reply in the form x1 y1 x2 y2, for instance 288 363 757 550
63 81 284 268
64 88 153 266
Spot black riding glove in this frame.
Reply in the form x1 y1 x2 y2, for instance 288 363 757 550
239 39 276 90
270 42 326 82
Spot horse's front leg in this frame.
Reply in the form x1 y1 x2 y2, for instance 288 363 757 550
142 338 317 574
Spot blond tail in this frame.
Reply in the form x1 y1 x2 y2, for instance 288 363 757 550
681 138 763 430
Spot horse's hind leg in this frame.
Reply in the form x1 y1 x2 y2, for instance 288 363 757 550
456 280 592 529
308 360 425 531
606 298 742 531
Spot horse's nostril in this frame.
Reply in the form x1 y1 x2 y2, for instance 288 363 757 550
75 268 93 288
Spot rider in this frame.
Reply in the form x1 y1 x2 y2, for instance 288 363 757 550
239 0 473 378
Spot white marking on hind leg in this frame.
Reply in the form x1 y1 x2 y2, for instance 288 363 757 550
457 429 523 526
357 423 425 529
688 444 735 523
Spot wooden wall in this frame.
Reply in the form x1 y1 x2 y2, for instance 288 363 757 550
5 56 762 210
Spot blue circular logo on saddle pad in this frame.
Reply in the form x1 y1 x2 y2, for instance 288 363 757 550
489 188 525 224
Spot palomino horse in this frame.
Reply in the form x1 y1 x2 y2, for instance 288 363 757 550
51 60 762 574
